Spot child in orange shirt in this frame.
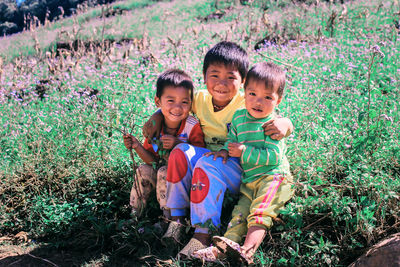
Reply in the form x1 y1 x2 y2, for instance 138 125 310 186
123 69 205 218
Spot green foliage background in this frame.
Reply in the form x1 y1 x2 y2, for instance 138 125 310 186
0 0 399 266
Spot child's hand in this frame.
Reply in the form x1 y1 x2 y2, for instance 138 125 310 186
160 135 179 150
204 150 229 163
228 142 245 157
123 134 139 150
262 117 292 140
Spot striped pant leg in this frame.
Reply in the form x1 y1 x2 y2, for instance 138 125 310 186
224 182 253 243
247 174 294 229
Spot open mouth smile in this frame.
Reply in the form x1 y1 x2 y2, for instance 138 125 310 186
214 89 229 94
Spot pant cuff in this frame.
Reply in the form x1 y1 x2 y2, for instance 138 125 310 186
170 208 186 217
194 227 209 234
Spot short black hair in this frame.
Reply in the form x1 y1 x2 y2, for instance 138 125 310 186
244 62 286 97
156 69 194 100
203 41 249 80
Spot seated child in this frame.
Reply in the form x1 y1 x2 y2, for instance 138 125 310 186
143 42 293 258
123 69 205 218
193 62 294 264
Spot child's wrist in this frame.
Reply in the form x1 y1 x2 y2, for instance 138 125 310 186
132 142 139 149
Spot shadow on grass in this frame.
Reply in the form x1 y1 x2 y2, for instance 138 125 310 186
0 170 239 267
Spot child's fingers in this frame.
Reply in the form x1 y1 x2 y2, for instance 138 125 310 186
262 119 275 128
264 128 279 136
270 133 284 140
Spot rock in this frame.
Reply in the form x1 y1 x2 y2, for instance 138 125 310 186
349 233 400 267
0 21 18 35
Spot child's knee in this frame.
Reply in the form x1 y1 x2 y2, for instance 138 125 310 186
156 166 168 208
167 149 188 183
171 142 190 153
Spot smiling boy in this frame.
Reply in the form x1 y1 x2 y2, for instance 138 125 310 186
123 69 205 218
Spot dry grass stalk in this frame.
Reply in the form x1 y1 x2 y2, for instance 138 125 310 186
0 56 3 81
326 10 338 37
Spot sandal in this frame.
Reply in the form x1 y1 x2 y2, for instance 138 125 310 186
178 238 207 259
213 236 254 265
161 221 185 246
192 245 224 263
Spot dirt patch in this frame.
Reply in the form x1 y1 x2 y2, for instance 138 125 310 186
54 38 134 56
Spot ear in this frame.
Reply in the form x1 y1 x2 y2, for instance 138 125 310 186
155 96 161 107
276 97 283 105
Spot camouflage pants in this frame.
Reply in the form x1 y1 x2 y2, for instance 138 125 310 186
130 164 169 217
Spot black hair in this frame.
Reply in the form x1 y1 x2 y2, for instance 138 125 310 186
203 41 249 80
156 69 194 100
244 62 286 97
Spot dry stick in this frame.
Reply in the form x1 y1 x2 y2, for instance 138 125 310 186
257 52 303 71
302 212 333 231
26 253 59 267
90 120 144 212
130 148 144 215
366 52 377 140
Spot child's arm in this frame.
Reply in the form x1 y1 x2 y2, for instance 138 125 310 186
240 140 283 166
142 110 163 143
123 134 157 165
262 117 293 140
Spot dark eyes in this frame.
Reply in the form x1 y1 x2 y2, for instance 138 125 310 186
209 75 236 80
167 100 190 104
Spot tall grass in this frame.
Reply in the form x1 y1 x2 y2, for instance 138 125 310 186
0 0 399 266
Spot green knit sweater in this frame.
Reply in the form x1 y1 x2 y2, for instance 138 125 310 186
222 108 290 183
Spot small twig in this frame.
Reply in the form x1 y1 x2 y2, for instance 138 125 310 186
302 212 333 231
130 149 144 212
27 253 59 267
90 120 126 134
257 52 302 71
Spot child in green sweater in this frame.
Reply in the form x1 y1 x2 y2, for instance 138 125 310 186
193 62 294 264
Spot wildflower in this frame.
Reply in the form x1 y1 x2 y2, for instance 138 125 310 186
371 45 385 58
347 62 357 69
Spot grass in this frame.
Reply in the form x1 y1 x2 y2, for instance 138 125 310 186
0 0 399 266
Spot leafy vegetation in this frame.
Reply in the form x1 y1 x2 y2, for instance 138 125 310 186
0 0 399 266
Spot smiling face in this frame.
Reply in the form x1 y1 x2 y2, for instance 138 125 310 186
155 86 191 129
245 79 282 119
204 63 243 107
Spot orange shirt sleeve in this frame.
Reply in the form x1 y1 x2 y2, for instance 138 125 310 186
188 123 205 148
142 138 159 158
